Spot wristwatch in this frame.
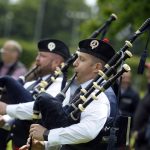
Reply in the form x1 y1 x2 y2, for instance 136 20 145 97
43 130 50 141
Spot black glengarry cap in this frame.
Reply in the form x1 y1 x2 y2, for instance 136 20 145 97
38 39 70 61
78 38 115 63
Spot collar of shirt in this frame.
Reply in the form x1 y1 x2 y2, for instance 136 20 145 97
42 74 63 80
80 79 93 89
63 79 93 106
42 74 51 80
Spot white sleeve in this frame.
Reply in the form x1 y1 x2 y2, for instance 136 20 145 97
5 80 35 120
45 92 110 147
6 77 63 120
6 102 34 120
24 80 36 88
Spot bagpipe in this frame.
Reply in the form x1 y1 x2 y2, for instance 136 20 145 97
0 13 117 105
33 64 131 125
30 18 150 149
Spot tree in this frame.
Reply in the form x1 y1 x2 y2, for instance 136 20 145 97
0 0 10 37
10 0 40 40
0 0 91 47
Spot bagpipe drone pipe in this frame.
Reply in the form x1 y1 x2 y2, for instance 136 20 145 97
31 18 150 147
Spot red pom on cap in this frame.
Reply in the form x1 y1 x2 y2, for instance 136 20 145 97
102 38 109 43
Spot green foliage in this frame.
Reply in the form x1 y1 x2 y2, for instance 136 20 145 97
10 0 39 40
19 40 37 68
0 1 10 37
97 0 150 29
0 0 90 48
40 0 91 46
80 18 103 39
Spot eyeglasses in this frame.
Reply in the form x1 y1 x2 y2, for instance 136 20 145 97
0 48 17 53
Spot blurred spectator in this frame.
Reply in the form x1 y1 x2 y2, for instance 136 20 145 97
144 63 150 95
131 63 150 150
0 40 27 150
119 71 140 117
0 40 27 79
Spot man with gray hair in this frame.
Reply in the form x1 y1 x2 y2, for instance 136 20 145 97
0 40 27 79
0 40 27 149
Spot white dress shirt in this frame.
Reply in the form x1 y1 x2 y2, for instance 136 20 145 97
44 80 110 150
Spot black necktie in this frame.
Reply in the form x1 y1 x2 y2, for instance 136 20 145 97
69 86 81 104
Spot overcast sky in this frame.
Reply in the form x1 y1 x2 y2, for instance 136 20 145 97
85 0 96 6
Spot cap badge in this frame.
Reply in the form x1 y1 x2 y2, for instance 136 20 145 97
90 40 99 49
48 42 56 51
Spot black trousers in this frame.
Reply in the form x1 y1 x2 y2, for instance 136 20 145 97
0 129 10 150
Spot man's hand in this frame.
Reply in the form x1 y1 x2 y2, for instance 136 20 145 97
0 101 7 115
0 115 5 127
19 144 29 150
30 124 47 141
19 139 45 150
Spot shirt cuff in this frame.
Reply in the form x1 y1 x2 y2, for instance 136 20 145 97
2 115 14 131
48 128 62 146
44 141 49 150
3 114 14 122
44 141 60 150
